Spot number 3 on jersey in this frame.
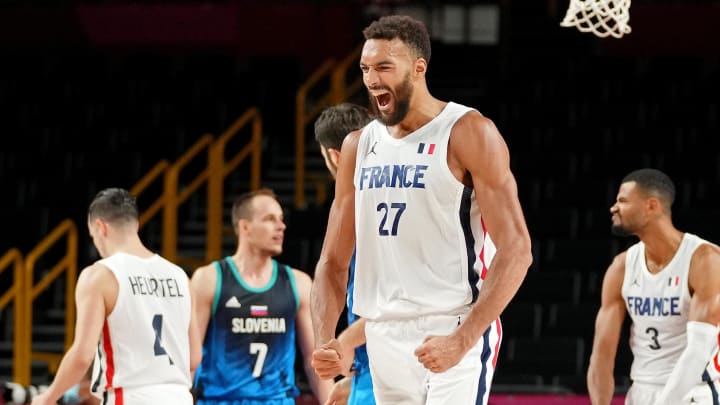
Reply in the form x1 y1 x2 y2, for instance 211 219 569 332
377 202 406 236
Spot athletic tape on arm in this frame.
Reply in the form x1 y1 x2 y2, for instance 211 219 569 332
654 321 718 405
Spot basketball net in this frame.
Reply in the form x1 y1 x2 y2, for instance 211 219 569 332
560 0 632 39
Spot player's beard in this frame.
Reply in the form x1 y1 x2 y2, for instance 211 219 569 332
611 223 633 237
369 73 413 127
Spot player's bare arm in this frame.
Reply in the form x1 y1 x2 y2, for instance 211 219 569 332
310 130 360 348
189 264 218 345
293 269 333 404
587 253 627 405
654 244 720 404
188 278 203 378
32 264 116 405
336 318 367 376
687 244 720 324
415 112 532 372
325 376 352 405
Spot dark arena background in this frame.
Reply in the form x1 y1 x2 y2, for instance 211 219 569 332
1 0 719 404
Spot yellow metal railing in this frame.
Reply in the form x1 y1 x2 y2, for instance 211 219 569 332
331 45 364 106
295 45 363 208
0 248 25 383
207 107 263 261
18 219 78 385
295 59 336 209
131 159 171 228
128 108 262 266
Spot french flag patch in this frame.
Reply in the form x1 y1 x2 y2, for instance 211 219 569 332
417 143 435 154
250 305 268 316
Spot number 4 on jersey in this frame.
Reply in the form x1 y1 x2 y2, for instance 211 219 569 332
152 314 174 365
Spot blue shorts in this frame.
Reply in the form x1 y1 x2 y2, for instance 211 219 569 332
197 398 294 405
349 348 376 405
349 367 376 405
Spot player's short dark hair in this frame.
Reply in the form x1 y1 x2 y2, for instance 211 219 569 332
231 188 278 233
622 168 676 209
363 15 432 63
314 103 374 150
88 188 139 224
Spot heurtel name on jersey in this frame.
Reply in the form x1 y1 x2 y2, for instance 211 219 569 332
626 296 681 317
358 164 428 190
128 276 184 298
231 305 286 334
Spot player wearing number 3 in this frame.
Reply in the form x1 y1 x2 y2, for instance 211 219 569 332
587 169 720 405
310 15 532 405
190 189 331 405
32 188 202 405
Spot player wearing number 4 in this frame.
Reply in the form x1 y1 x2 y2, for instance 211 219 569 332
310 15 532 405
32 188 202 405
587 168 720 405
191 189 332 405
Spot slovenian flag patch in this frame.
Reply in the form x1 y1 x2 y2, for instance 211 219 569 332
417 143 435 154
250 305 268 316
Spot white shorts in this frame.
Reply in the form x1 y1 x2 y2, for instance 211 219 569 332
626 381 720 405
96 384 193 405
365 313 502 405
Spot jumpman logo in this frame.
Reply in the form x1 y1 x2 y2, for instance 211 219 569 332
367 141 378 156
631 278 640 287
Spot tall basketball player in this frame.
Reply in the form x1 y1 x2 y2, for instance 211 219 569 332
32 188 201 405
310 15 533 405
588 168 720 404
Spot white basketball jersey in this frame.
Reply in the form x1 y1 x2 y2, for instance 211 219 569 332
622 233 714 385
353 102 496 320
91 252 192 397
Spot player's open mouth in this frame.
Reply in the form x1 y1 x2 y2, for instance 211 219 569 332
375 93 392 111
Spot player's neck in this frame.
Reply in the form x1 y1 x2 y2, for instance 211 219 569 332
387 96 446 137
105 235 154 259
230 250 273 276
641 225 684 272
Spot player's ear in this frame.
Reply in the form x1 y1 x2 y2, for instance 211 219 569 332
238 218 250 234
95 218 109 237
414 58 427 76
328 147 341 167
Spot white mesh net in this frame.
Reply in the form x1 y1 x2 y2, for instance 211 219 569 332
560 0 632 39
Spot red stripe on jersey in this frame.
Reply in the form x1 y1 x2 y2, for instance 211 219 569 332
103 321 116 390
492 318 502 368
428 143 436 154
714 333 720 372
115 387 124 405
479 217 488 280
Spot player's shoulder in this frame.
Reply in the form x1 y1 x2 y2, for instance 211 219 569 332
690 239 720 266
77 262 117 297
289 267 312 284
606 250 629 276
449 107 504 153
453 106 495 131
79 261 113 283
191 261 220 282
343 127 365 148
612 249 628 265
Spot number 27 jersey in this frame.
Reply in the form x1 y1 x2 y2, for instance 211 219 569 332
353 102 496 321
